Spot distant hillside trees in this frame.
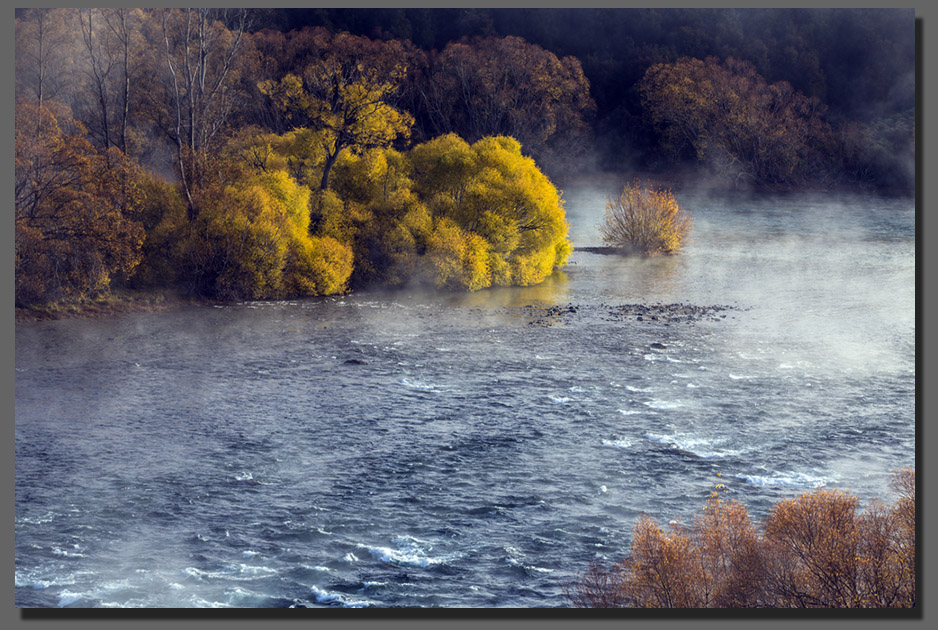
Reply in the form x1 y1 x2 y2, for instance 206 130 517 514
640 57 830 188
410 36 596 172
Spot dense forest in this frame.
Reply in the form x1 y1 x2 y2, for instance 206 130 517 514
14 8 915 309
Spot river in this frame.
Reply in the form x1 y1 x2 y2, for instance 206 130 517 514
14 185 915 607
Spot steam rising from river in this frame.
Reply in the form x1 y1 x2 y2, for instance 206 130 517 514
15 184 914 607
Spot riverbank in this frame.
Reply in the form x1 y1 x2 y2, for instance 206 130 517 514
14 289 189 324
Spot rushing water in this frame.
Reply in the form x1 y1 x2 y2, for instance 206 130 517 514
14 186 915 608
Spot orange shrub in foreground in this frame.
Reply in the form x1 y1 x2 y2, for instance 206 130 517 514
567 469 915 608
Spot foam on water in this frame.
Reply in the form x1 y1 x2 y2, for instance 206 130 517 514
601 437 633 449
58 590 85 607
355 535 464 568
644 432 748 458
15 569 82 590
17 512 58 526
503 546 555 576
51 546 86 558
400 378 438 391
310 586 378 608
643 399 683 410
739 471 831 488
183 564 278 582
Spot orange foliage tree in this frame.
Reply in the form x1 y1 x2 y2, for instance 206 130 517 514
568 469 915 608
15 100 146 307
639 56 830 188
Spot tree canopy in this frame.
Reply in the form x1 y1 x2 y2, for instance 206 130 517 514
640 56 830 188
13 8 915 308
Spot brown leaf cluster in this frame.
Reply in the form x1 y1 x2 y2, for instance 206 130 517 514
568 468 915 608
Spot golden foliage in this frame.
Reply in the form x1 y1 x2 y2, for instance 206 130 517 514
600 181 692 255
293 133 572 292
175 167 352 300
135 122 571 298
257 31 414 191
407 134 571 289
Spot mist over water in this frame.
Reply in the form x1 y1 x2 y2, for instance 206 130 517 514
15 185 914 608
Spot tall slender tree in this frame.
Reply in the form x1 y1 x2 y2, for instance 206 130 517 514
155 7 252 219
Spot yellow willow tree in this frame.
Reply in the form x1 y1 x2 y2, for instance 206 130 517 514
257 31 414 192
408 134 572 288
174 164 353 301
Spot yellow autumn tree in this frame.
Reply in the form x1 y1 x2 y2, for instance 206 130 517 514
175 167 352 300
304 134 571 292
408 134 571 289
257 31 414 191
219 125 570 293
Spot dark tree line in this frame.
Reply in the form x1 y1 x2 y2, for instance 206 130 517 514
250 8 914 189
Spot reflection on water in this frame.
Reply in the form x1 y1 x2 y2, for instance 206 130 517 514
438 269 572 309
571 253 686 302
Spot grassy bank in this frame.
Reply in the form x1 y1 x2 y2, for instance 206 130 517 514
14 289 189 324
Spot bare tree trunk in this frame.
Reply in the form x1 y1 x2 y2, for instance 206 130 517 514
158 8 250 221
80 8 114 150
103 8 132 154
161 10 195 218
